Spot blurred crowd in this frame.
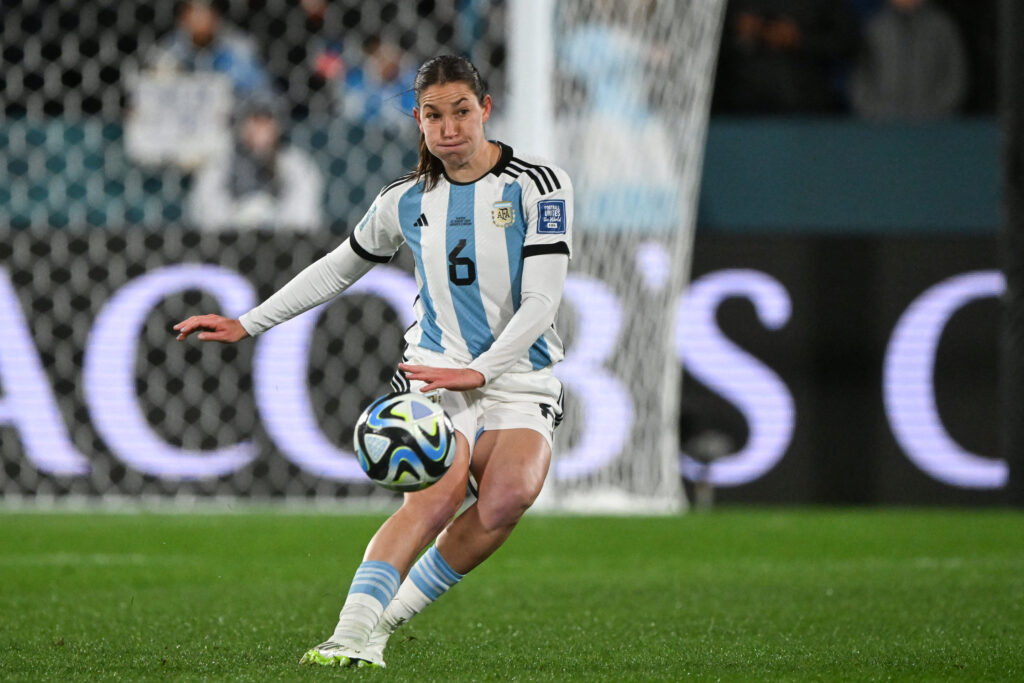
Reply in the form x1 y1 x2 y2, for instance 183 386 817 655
1 0 494 232
142 0 430 123
0 0 1000 232
140 0 461 231
713 0 996 118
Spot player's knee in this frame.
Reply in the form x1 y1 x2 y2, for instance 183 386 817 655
477 485 538 533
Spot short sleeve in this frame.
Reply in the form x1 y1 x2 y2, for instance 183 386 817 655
522 165 573 260
348 186 406 262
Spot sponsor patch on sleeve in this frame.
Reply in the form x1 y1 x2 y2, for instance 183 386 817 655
537 199 566 234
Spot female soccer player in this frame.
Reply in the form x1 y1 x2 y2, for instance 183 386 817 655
173 55 573 669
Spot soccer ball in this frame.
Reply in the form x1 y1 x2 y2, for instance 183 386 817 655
353 392 456 492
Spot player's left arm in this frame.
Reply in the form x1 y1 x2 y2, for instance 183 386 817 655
466 165 573 385
400 250 568 391
400 253 568 392
469 252 568 382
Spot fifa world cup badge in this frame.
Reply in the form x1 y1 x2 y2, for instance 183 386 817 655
491 201 515 228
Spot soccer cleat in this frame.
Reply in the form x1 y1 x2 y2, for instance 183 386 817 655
360 632 389 669
298 641 384 669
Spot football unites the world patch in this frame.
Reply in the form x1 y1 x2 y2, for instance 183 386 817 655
491 201 515 228
537 199 566 234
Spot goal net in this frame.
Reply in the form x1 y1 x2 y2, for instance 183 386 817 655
508 0 727 512
0 0 724 511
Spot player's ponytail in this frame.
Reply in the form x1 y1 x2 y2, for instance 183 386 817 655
413 55 488 192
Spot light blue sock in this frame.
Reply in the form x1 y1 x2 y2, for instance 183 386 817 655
408 546 464 601
368 546 464 652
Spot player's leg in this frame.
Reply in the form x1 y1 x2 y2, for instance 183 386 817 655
437 427 550 572
362 382 559 665
363 427 549 662
362 428 472 569
301 430 471 667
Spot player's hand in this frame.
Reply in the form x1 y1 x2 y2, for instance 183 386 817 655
173 314 249 343
399 363 485 392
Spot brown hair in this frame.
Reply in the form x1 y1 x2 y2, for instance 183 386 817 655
413 55 488 192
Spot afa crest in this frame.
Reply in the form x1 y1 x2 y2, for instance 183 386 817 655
491 201 515 228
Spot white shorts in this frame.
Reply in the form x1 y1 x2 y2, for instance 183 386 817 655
390 347 563 456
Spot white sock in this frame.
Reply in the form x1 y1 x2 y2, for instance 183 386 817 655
330 560 401 649
365 546 465 654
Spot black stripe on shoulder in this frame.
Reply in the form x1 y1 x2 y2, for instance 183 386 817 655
523 242 570 258
379 172 416 197
512 157 561 193
519 158 560 191
509 160 551 194
509 161 552 195
348 235 393 264
538 165 561 190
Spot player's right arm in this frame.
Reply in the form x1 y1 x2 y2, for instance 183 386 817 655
174 187 405 343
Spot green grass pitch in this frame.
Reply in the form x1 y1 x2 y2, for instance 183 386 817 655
1 508 1022 681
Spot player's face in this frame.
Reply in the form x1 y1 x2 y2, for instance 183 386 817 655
182 3 218 47
414 82 492 172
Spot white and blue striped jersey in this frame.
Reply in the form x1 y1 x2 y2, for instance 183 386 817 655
349 141 573 375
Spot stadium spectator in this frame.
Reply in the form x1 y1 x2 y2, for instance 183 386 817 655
850 0 968 120
714 0 860 114
338 35 418 129
247 0 346 120
187 95 324 231
146 0 272 96
294 0 346 119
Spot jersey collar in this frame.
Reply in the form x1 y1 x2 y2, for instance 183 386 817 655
489 140 514 178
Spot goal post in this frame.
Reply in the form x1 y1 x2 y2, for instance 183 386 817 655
508 0 728 513
507 0 556 157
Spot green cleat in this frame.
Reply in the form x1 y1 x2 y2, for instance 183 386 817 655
300 648 348 667
299 641 384 669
